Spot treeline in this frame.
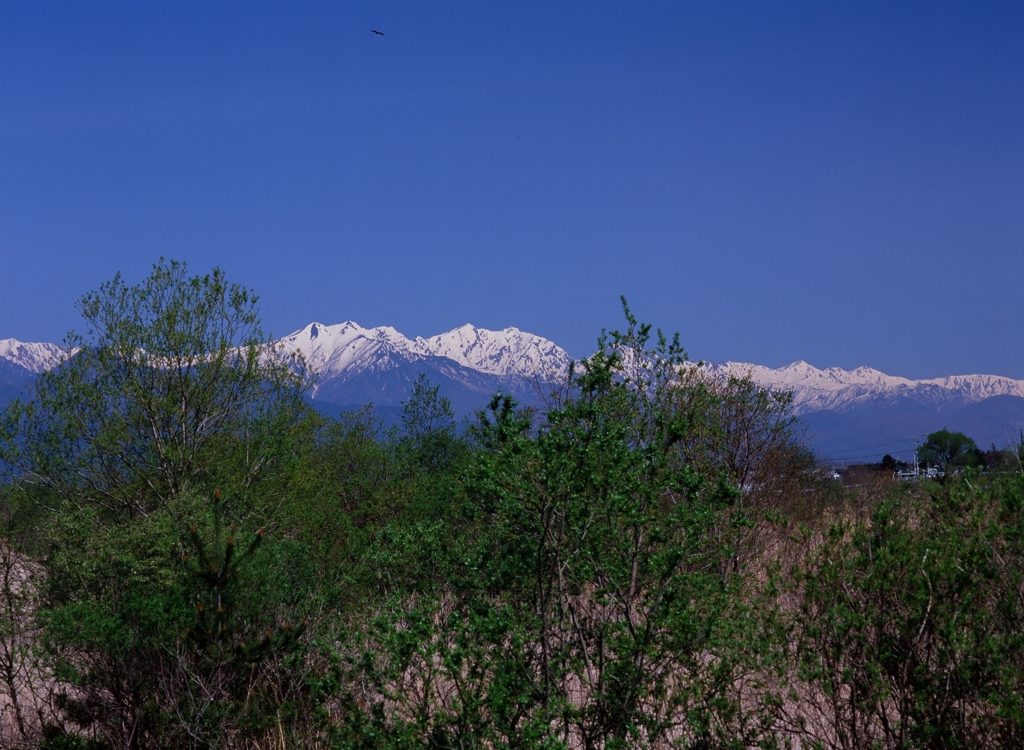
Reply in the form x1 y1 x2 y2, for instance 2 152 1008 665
0 261 1022 749
845 429 1021 480
913 428 1007 471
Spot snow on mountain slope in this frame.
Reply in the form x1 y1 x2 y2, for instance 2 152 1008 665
0 339 65 374
412 324 571 379
713 360 1024 415
5 323 1022 424
277 321 572 396
277 322 418 381
921 373 1024 400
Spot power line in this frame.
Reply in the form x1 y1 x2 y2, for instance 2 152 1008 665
817 437 918 453
815 429 1017 464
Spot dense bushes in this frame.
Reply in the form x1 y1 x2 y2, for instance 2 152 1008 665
791 475 1024 748
0 264 1022 749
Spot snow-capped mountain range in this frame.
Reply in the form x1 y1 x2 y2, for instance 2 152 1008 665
2 323 1023 460
713 360 1024 416
277 321 572 395
268 321 573 413
0 338 64 374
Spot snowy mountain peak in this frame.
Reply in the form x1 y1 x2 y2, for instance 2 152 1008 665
415 324 572 378
276 322 417 389
276 321 572 392
0 338 65 374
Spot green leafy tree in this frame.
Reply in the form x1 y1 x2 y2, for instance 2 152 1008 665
0 261 317 749
401 374 455 443
917 429 984 472
166 489 308 748
282 407 397 566
666 362 816 561
399 373 460 473
0 258 307 518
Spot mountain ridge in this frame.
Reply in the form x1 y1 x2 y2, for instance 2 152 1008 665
276 321 572 386
712 360 1024 415
3 324 1023 460
0 338 64 374
6 326 1021 403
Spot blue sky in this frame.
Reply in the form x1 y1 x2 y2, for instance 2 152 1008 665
1 2 1022 378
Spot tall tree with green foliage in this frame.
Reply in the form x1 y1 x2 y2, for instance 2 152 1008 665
917 429 984 472
0 261 317 749
399 373 460 474
0 258 308 518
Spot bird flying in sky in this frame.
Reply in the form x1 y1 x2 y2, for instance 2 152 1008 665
371 29 384 36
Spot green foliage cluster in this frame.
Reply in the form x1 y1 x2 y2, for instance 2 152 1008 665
0 263 1021 749
794 476 1024 747
916 429 986 472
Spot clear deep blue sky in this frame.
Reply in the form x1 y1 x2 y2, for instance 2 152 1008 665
2 2 1022 378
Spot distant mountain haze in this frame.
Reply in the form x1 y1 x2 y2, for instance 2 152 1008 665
3 327 1023 464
